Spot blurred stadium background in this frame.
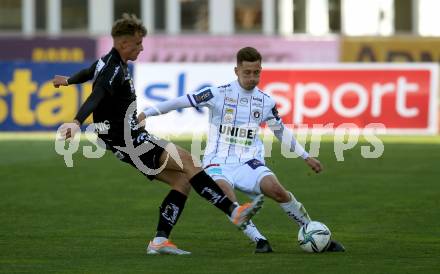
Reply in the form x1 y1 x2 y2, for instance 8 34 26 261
0 0 439 133
0 1 439 274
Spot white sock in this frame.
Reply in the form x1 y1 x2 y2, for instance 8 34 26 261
242 220 267 243
279 192 311 227
152 237 168 244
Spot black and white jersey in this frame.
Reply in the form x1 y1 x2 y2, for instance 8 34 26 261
70 48 138 144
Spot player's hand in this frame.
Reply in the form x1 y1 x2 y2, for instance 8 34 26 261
305 157 323 173
58 120 81 140
137 112 147 129
52 75 69 88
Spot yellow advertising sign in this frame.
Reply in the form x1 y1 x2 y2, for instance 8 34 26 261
0 68 92 129
341 37 440 63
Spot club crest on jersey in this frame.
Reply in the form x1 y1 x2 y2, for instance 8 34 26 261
239 98 249 105
252 110 261 119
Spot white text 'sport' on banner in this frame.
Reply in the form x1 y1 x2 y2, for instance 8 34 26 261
134 63 438 135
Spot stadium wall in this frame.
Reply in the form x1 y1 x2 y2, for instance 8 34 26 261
341 36 440 63
0 37 96 63
97 35 340 63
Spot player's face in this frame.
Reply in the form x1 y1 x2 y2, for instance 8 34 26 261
122 32 144 61
235 61 262 91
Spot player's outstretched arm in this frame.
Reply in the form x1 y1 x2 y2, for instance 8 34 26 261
52 60 98 88
304 157 323 173
138 95 193 128
268 120 309 159
58 85 106 141
268 120 323 173
142 95 193 117
74 85 106 125
52 75 70 88
58 119 81 140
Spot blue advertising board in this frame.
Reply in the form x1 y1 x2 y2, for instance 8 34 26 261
0 62 93 131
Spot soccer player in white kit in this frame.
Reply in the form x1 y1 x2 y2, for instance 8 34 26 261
140 47 344 253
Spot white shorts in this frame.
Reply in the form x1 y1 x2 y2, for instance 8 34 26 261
204 159 274 196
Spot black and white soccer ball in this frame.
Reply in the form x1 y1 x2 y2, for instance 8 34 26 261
298 221 331 253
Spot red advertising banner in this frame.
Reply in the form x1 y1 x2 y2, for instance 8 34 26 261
260 64 438 134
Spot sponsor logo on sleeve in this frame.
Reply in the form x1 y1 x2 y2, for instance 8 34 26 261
193 89 214 104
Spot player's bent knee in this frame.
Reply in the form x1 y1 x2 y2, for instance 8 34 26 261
260 176 290 203
262 183 290 203
164 174 192 195
178 150 202 176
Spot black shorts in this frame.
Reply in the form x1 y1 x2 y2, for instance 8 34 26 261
103 131 169 180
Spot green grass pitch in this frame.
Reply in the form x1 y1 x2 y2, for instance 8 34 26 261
0 135 439 274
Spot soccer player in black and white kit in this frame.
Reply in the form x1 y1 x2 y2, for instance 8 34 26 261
52 14 264 255
141 47 345 253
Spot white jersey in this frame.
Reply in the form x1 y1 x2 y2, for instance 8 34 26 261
187 80 282 166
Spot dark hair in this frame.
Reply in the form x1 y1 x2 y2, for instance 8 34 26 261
236 47 262 65
111 13 147 38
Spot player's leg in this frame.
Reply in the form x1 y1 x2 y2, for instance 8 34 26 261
259 175 345 252
207 159 344 253
259 174 311 227
215 177 269 252
147 169 192 255
232 160 310 227
158 143 264 229
201 165 272 253
112 132 263 251
105 137 192 255
204 164 270 251
229 161 273 253
155 170 191 240
216 179 238 202
236 160 344 252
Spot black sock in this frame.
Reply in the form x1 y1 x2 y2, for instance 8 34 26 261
155 189 187 238
189 170 235 216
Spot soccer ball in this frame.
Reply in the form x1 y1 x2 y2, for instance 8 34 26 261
298 221 331 253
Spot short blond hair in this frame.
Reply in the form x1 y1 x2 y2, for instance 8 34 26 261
111 13 147 38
